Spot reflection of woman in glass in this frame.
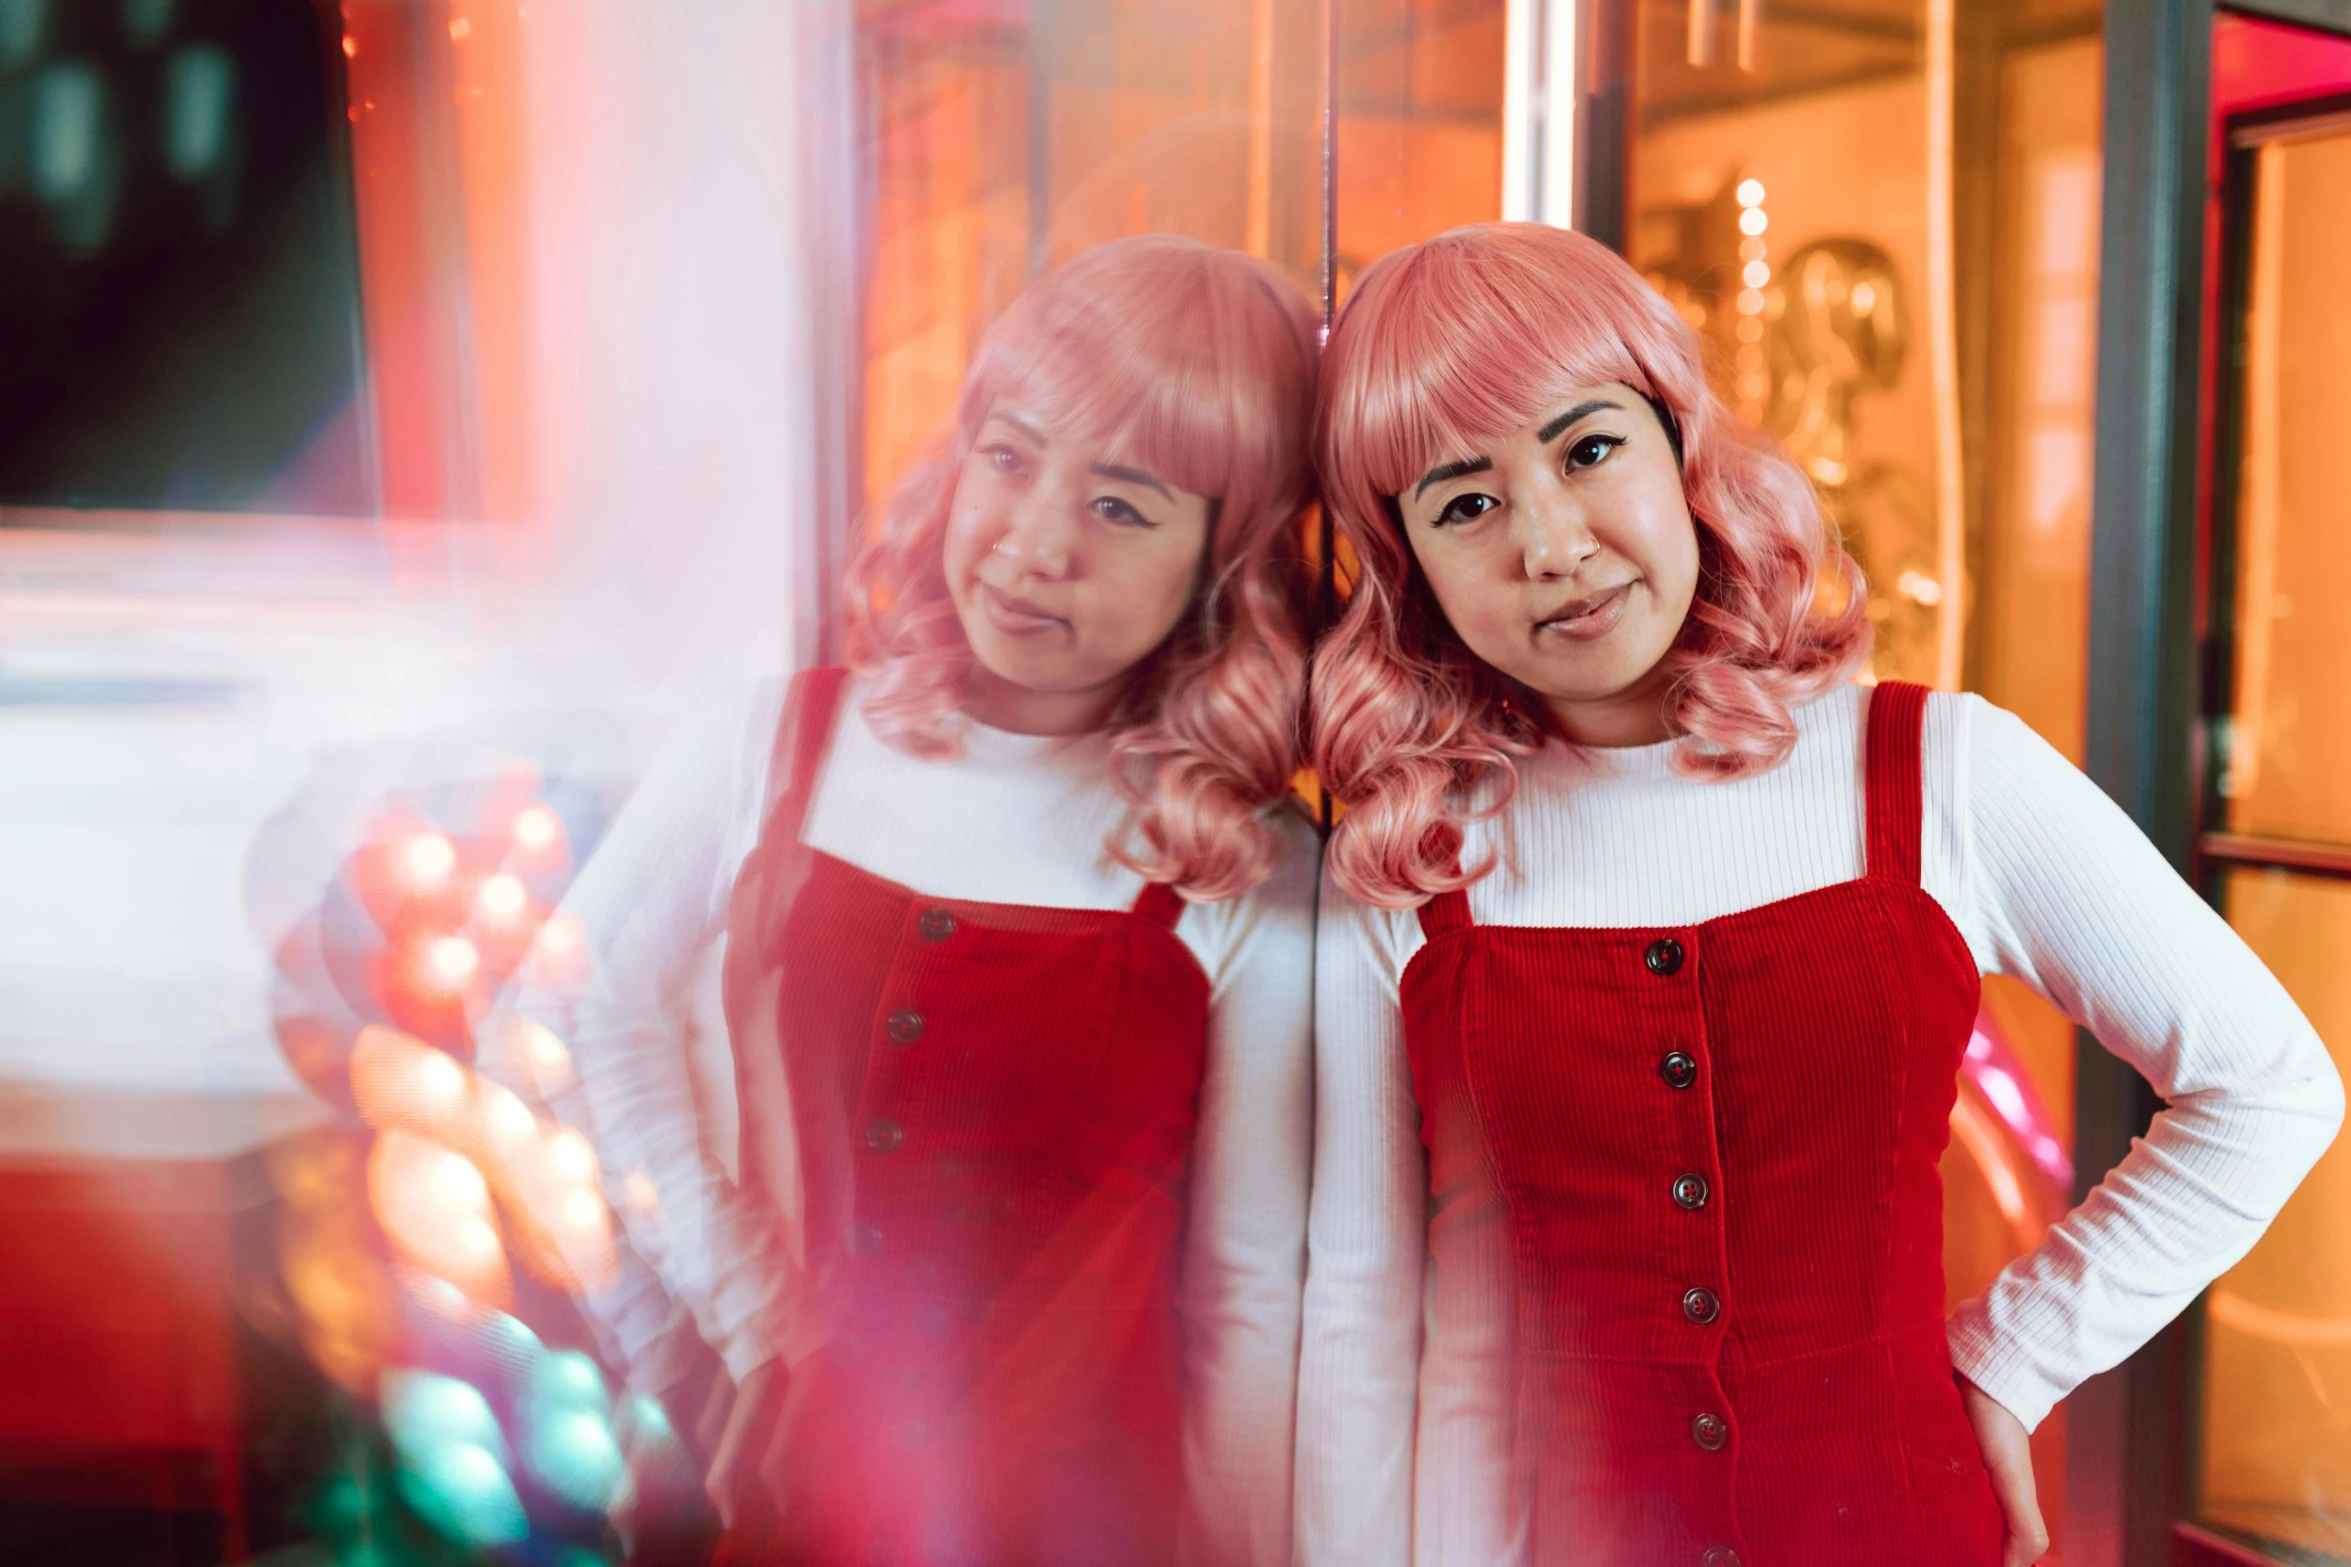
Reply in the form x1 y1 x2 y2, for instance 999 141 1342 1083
537 237 1320 1566
1296 223 2342 1567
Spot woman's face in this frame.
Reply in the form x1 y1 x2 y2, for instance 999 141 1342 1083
1396 381 1699 746
942 403 1215 734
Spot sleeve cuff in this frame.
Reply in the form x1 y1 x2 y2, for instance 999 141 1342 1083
1946 1302 2064 1433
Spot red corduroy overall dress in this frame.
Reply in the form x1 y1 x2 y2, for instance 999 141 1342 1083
1403 682 2005 1566
720 669 1209 1567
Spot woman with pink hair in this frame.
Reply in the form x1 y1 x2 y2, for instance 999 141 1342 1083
1296 223 2340 1567
530 236 1319 1566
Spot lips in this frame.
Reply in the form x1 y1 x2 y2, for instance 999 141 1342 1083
1534 582 1633 643
976 581 1069 637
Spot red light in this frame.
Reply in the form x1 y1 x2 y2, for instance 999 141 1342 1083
401 832 458 893
422 935 481 992
474 873 529 925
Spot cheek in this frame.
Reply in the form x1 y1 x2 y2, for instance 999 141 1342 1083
1413 539 1506 641
939 478 995 577
1102 532 1204 627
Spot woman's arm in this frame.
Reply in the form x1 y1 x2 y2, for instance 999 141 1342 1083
1295 868 1428 1567
506 687 799 1383
1944 697 2346 1431
1178 813 1318 1567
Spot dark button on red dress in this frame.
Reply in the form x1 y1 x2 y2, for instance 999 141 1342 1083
719 669 1208 1566
1402 683 2005 1565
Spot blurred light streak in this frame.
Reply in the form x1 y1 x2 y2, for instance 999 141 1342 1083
369 1128 512 1306
2209 1290 2351 1348
1949 1094 2029 1231
1963 1017 2073 1191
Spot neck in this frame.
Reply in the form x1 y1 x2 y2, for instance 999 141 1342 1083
963 667 1124 736
1541 663 1679 748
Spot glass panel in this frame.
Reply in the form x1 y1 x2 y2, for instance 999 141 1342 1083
1620 0 2102 1525
2201 869 2351 1557
2198 40 2351 1553
859 0 1332 524
1334 0 1509 295
2220 119 2351 848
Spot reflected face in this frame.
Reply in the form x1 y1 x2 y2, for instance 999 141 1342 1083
1397 383 1698 744
942 405 1214 731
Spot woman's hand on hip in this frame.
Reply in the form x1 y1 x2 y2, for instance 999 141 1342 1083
1959 1374 2048 1567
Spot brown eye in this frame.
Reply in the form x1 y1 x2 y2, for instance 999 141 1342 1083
1090 495 1154 528
984 444 1027 477
1434 492 1498 528
1565 434 1624 471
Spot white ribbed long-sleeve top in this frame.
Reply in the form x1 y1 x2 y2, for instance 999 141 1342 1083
1295 683 2344 1566
516 679 1317 1567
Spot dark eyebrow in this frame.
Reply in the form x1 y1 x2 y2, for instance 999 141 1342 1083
1538 398 1626 445
1413 454 1493 500
1089 461 1174 501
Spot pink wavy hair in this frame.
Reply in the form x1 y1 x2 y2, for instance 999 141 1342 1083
1312 223 1871 909
846 235 1319 902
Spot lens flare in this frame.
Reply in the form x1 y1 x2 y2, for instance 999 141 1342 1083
424 934 481 990
402 832 459 891
370 1129 509 1305
475 872 530 924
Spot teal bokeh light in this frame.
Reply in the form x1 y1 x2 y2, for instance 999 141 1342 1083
394 1439 530 1550
381 1369 509 1468
163 45 233 179
526 1406 629 1513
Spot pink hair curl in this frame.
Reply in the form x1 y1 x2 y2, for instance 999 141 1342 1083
1312 223 1870 909
846 235 1320 902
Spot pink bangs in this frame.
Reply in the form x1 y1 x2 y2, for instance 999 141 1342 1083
847 236 1320 902
1312 223 1871 909
1320 226 1694 515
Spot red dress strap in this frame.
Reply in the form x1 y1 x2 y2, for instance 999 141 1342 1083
1863 680 1929 886
1417 889 1473 938
1128 880 1187 930
761 666 851 848
1415 825 1474 938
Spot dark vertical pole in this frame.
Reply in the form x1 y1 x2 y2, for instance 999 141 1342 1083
2070 0 2212 1563
1574 0 1633 252
1316 0 1339 831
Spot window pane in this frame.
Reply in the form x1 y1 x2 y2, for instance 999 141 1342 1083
2201 868 2351 1558
2220 120 2351 847
859 0 1331 524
